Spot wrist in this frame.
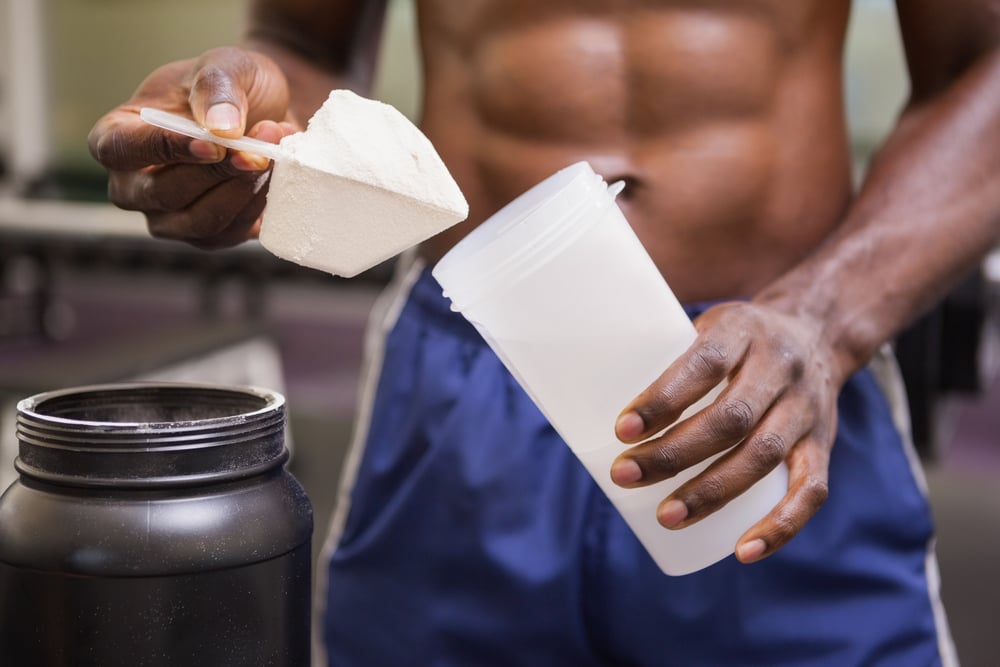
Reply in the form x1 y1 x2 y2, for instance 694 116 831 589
752 272 878 386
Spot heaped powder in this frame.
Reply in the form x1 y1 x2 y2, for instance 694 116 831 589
259 90 469 277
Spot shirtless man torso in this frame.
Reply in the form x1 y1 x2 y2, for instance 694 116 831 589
415 0 853 302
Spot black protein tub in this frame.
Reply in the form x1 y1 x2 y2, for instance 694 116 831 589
0 383 313 667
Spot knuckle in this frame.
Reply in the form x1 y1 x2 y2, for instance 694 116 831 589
194 63 231 92
92 130 123 167
86 125 102 161
770 509 799 541
646 385 682 421
149 131 177 165
90 132 110 165
687 476 728 511
801 475 830 508
192 48 254 102
138 176 168 212
784 353 805 382
771 339 805 379
649 443 683 477
145 214 172 240
714 398 755 439
692 341 729 377
746 431 787 471
107 172 148 212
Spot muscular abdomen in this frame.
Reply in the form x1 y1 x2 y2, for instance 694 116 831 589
416 0 854 302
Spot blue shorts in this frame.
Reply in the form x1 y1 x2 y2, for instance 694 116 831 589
319 263 956 666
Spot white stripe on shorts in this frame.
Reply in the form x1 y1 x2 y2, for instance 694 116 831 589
869 343 960 667
312 252 426 667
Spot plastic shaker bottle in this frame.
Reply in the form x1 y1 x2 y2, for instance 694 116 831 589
432 161 788 575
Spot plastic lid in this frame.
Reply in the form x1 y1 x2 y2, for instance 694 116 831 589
433 162 618 312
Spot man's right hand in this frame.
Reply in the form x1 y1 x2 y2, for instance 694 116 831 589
88 47 297 249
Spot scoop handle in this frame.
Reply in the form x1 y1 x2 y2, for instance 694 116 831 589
139 107 286 163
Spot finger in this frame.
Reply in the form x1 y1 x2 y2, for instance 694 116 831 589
89 110 227 172
187 47 290 138
611 343 790 487
654 393 813 528
230 120 292 172
145 173 265 245
107 159 262 213
188 190 267 250
733 438 831 563
616 312 750 444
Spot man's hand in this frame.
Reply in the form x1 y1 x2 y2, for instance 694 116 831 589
611 301 840 564
88 47 297 249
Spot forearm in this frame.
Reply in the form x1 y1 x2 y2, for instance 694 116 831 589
244 0 387 126
756 48 1000 383
243 36 347 127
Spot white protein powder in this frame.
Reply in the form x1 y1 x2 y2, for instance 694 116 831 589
259 89 469 277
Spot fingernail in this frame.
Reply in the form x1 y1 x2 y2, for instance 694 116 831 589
658 499 689 528
610 458 642 485
243 152 272 171
189 139 224 161
205 103 241 132
736 538 767 563
615 411 645 441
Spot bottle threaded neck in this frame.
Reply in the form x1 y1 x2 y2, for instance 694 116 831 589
15 383 286 488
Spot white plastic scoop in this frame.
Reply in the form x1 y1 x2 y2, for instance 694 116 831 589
139 91 469 279
139 107 286 162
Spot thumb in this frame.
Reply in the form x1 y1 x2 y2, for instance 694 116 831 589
187 47 289 138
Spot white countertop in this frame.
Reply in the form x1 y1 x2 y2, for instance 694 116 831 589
0 192 148 239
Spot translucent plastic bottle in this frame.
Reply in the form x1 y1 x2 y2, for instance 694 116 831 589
0 383 313 666
433 161 788 575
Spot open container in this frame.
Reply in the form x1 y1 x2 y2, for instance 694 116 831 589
0 383 312 666
434 161 788 575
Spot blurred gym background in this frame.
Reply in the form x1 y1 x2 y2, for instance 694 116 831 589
0 1 997 664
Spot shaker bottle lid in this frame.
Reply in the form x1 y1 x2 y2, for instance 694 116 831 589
434 161 620 312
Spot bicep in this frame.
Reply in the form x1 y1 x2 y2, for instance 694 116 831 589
896 0 1000 101
248 0 389 78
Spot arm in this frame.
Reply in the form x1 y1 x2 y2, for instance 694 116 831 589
88 0 388 247
245 0 388 126
763 0 1000 383
611 0 1000 562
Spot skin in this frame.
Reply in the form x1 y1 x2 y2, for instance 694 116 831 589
89 0 1000 564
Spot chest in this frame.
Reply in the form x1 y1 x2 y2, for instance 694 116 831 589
417 0 843 44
